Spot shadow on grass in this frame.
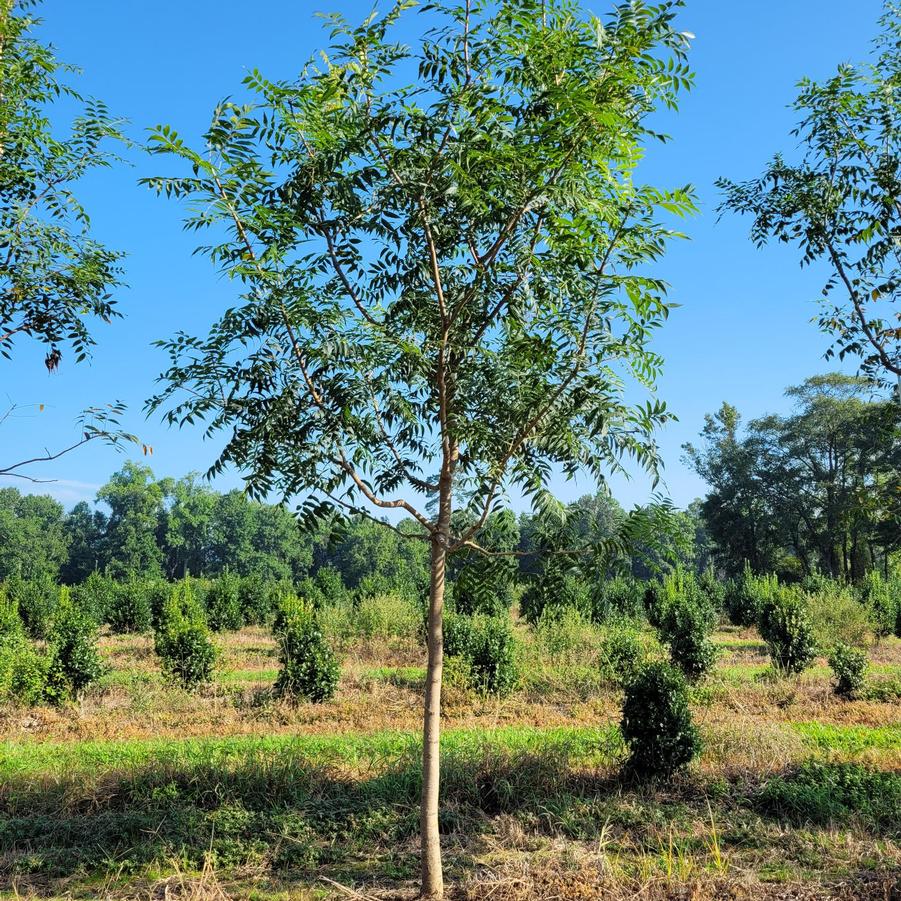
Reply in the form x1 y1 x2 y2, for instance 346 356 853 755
1 741 898 896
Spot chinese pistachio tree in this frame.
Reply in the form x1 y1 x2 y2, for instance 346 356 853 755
0 1 136 475
718 4 901 387
145 1 694 895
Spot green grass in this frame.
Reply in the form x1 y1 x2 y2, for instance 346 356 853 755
792 722 901 756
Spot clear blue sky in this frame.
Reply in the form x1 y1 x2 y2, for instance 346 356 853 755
0 0 883 511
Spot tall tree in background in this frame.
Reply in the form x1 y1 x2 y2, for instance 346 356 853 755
718 4 901 388
0 0 135 478
687 375 901 580
96 462 166 578
146 2 693 894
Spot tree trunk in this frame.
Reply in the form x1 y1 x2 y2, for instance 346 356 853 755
420 496 450 899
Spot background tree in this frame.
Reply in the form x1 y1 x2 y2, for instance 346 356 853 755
145 2 693 895
60 500 107 583
718 4 901 388
0 486 67 580
96 462 166 578
686 374 901 580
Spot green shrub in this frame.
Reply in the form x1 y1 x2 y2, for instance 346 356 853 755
621 660 701 779
655 570 718 682
828 643 868 698
355 592 421 640
43 588 105 703
273 597 339 703
698 567 726 613
238 574 282 626
205 571 244 632
7 574 58 639
758 586 817 675
145 579 172 629
155 580 217 689
591 576 644 623
600 621 646 687
520 565 590 623
71 571 116 624
643 579 665 627
107 579 153 634
0 591 48 704
725 565 777 628
443 612 519 696
533 606 598 660
806 582 870 649
860 571 900 639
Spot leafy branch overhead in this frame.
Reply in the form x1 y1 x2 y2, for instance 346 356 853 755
0 401 141 484
145 0 695 557
0 0 126 370
718 5 901 386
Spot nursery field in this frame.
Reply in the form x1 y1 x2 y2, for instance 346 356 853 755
1 600 899 901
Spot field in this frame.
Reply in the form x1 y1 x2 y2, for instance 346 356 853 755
1 604 899 901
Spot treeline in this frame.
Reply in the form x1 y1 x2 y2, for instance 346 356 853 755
0 461 711 595
685 374 901 582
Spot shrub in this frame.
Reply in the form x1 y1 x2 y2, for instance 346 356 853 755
600 621 646 687
725 565 777 628
107 579 153 634
698 567 726 612
590 576 644 623
533 606 598 661
520 565 590 623
828 643 868 698
806 582 870 649
273 598 339 703
443 612 519 696
238 574 282 626
145 579 172 629
860 571 900 640
71 571 116 624
758 586 817 675
155 580 217 689
7 575 58 640
621 661 701 779
0 591 48 704
43 588 105 702
653 570 718 682
643 579 665 628
355 592 422 640
205 571 244 632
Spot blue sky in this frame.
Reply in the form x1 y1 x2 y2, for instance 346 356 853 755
0 0 884 511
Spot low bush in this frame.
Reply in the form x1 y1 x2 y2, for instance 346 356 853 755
43 588 105 703
600 621 646 687
656 570 718 682
828 643 868 698
590 576 644 623
238 574 281 626
806 583 870 649
205 571 243 632
0 590 48 704
107 579 153 634
355 592 421 640
71 571 116 624
698 567 726 613
756 762 901 837
6 574 58 639
620 660 701 778
860 571 900 639
725 565 777 628
154 580 217 689
520 565 590 624
443 612 519 696
273 597 339 703
533 606 598 661
758 586 817 675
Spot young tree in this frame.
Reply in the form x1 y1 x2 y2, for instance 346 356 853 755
718 4 901 388
146 2 694 895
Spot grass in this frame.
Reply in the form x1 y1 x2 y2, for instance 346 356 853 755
1 615 900 899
